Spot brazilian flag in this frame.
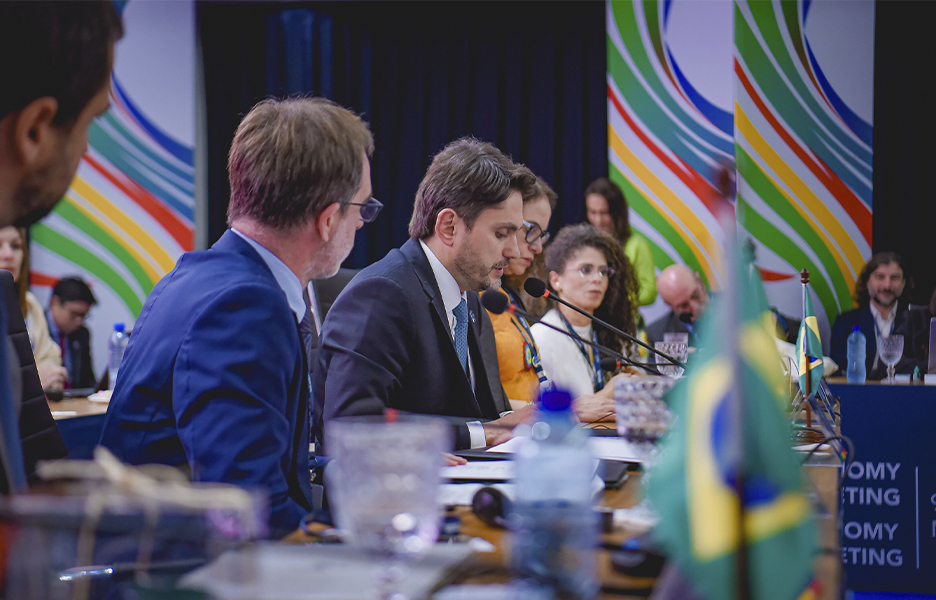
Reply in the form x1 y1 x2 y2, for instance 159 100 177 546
796 290 823 397
648 251 816 600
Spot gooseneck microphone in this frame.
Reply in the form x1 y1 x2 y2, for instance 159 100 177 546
481 290 659 375
523 278 687 370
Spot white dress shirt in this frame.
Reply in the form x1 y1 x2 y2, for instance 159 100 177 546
419 241 487 448
869 302 897 368
531 308 599 399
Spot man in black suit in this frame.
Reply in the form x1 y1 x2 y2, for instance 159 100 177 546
47 277 97 389
315 138 534 450
831 252 914 379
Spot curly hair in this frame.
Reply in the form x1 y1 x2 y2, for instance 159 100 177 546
544 224 639 353
584 177 631 244
853 251 911 308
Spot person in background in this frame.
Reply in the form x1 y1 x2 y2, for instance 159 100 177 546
531 224 638 401
831 251 915 379
645 263 709 346
47 276 97 389
584 177 657 307
0 226 67 389
100 97 376 536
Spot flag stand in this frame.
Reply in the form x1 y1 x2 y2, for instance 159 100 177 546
801 269 812 429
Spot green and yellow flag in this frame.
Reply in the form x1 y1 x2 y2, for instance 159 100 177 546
648 250 816 600
796 286 823 397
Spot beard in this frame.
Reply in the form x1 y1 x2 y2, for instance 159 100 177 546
453 238 509 292
871 289 899 309
12 173 68 228
304 219 357 282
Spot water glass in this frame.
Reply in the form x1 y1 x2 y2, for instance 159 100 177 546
878 334 904 384
663 332 689 345
654 341 688 378
325 415 451 558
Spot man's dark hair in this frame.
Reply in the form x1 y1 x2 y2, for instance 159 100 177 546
408 138 536 240
51 277 97 306
0 1 123 126
854 251 911 308
584 177 631 244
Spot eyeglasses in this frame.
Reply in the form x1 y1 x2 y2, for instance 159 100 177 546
522 220 550 244
576 264 615 279
347 197 383 223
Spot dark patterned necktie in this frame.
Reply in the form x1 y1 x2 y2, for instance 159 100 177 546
453 298 469 375
299 290 316 373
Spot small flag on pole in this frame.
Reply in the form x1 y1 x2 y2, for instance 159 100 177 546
796 271 823 397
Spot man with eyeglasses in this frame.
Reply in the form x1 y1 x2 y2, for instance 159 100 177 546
100 97 375 536
315 137 539 450
645 264 710 346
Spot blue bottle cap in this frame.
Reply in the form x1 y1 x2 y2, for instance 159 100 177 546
539 389 573 412
852 325 860 332
114 323 125 332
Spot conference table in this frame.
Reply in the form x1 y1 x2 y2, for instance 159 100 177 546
289 450 842 599
48 395 109 459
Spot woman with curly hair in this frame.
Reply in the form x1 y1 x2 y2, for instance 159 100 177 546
531 224 639 400
585 177 657 307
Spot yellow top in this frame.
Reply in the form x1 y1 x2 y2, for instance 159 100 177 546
487 288 540 404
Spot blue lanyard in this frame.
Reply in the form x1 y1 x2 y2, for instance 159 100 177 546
557 310 603 393
502 287 550 391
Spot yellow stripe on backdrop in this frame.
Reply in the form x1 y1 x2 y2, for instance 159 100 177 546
609 126 721 286
69 176 177 276
735 104 862 288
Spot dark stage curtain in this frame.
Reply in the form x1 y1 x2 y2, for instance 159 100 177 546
199 1 607 268
873 1 936 306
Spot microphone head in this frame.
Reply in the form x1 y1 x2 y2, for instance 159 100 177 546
678 312 694 324
481 289 510 315
600 356 622 371
523 277 548 298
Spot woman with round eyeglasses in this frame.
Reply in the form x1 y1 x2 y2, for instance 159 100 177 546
530 224 639 400
486 179 555 406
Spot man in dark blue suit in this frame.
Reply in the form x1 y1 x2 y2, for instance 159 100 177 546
315 138 535 450
100 97 377 536
831 252 914 379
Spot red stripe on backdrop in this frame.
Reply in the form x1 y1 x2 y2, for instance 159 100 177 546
82 154 194 252
607 83 721 217
757 267 795 282
30 273 59 288
734 59 872 245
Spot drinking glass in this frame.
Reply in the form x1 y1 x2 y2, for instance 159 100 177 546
663 332 689 345
879 334 904 384
325 415 451 597
654 342 688 378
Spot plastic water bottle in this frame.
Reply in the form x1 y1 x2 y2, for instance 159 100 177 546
509 389 600 599
846 325 867 383
108 323 129 390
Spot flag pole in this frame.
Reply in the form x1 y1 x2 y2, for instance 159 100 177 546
800 269 812 429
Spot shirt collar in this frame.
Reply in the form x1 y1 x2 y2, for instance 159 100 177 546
47 311 63 340
419 239 466 316
232 228 306 323
869 302 896 336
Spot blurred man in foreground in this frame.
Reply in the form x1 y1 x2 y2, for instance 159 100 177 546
0 0 122 492
315 138 537 450
101 98 376 535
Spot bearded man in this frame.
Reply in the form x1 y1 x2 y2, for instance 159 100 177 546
314 138 537 450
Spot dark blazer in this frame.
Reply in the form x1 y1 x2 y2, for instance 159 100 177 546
307 268 359 371
99 230 312 536
1 270 68 484
894 306 932 375
645 311 689 346
830 305 914 379
314 239 508 450
57 324 95 389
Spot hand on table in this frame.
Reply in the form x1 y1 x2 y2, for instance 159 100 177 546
598 372 635 399
38 363 68 390
572 393 616 424
483 403 535 447
443 453 467 466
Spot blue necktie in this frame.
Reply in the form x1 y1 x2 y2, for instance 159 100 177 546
453 298 469 375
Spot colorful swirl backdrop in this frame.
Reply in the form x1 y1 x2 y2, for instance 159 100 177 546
609 0 874 348
29 0 195 372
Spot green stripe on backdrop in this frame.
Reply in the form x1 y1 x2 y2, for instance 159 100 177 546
735 2 872 171
30 223 144 316
609 1 729 154
642 0 667 69
735 146 851 309
51 200 156 296
610 165 705 285
736 194 839 321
